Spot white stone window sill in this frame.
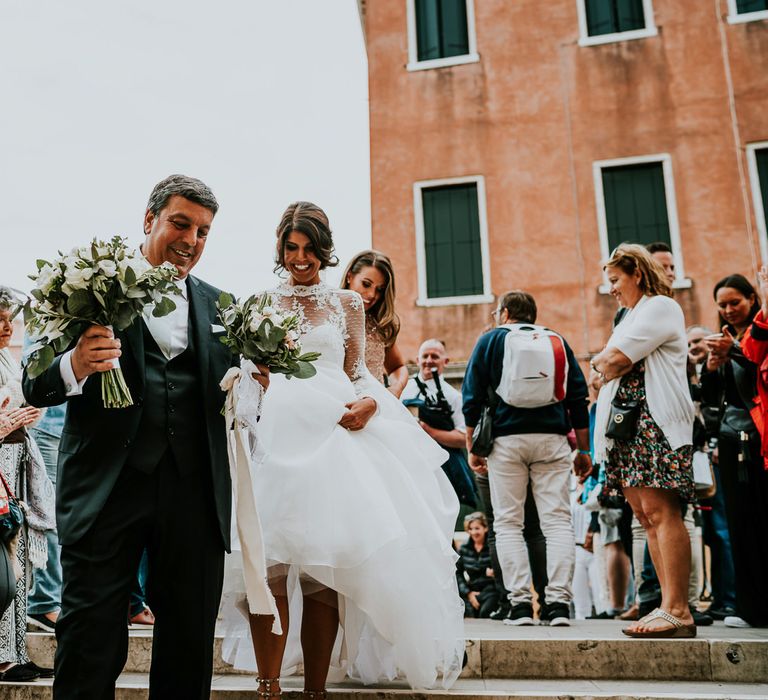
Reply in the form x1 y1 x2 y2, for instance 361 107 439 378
727 10 768 24
407 52 480 72
598 277 692 295
579 26 658 47
416 293 495 307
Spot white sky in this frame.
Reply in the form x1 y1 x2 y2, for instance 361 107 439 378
0 0 370 298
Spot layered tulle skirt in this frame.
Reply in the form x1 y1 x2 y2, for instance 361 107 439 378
221 359 465 689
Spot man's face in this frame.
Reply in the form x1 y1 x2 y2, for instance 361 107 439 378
652 251 676 286
418 342 448 378
687 328 709 365
142 195 214 278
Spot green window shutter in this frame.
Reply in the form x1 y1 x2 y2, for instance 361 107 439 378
415 0 469 61
602 162 671 252
616 0 646 31
737 1 768 13
415 0 441 61
756 149 768 235
586 0 646 36
439 0 470 58
422 183 484 298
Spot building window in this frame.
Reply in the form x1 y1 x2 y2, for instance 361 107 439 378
576 0 658 46
727 0 768 23
593 154 689 289
747 143 768 264
407 0 479 72
413 176 493 306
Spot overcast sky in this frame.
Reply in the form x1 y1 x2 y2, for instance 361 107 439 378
0 0 370 298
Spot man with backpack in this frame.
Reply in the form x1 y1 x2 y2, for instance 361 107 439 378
463 291 592 626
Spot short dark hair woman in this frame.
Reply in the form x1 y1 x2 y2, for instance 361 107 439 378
590 244 696 638
700 272 768 628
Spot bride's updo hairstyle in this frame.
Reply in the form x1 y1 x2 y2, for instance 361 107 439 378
274 201 339 273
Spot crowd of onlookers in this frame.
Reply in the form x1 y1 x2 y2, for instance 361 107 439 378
410 243 767 633
1 239 767 683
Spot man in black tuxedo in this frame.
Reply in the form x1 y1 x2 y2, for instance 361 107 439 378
23 175 266 699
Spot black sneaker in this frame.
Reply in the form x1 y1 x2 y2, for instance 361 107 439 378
503 602 534 626
489 602 511 621
27 612 56 632
708 606 736 621
545 602 571 627
691 607 713 626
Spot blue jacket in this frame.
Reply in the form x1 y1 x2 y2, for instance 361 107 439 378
462 327 589 436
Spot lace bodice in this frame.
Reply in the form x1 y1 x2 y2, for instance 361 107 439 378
267 282 377 397
365 316 387 385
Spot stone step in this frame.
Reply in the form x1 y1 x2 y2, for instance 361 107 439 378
26 620 768 684
0 675 767 699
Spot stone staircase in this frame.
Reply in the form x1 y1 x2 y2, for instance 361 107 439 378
1 620 765 699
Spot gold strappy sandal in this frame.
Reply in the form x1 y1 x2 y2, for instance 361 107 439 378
256 677 282 698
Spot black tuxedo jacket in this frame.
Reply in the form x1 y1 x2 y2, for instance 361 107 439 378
22 275 237 549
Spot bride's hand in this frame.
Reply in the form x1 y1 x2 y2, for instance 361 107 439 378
250 363 270 392
339 397 377 431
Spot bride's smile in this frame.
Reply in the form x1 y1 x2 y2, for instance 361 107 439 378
283 231 322 286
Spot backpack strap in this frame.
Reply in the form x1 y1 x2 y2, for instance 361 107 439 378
548 335 567 403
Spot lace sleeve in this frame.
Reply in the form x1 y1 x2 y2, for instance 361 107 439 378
340 291 379 400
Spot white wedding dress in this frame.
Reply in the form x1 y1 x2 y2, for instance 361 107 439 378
221 282 465 689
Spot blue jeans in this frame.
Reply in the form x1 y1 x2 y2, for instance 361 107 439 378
28 429 63 616
701 464 737 610
129 549 149 617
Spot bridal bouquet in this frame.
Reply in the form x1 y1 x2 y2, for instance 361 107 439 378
216 292 320 379
23 236 180 408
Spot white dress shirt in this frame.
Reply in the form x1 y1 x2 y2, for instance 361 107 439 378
60 281 189 396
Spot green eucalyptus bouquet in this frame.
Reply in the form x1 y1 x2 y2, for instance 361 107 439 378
216 292 320 379
22 236 180 408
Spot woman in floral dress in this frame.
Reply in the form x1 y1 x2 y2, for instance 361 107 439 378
590 245 695 638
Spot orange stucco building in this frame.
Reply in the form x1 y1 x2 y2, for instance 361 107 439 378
360 0 768 371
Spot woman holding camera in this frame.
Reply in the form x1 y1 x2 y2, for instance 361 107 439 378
591 245 695 638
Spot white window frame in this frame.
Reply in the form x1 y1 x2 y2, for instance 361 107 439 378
576 0 658 47
747 142 768 264
727 0 768 24
413 175 494 307
406 0 480 72
593 153 691 293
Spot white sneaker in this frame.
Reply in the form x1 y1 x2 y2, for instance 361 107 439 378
724 615 752 628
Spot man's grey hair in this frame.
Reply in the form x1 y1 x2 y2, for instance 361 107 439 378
686 324 714 336
146 174 219 217
0 287 17 312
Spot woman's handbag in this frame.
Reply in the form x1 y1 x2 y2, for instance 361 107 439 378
0 470 24 546
0 540 15 616
470 387 498 458
605 398 641 441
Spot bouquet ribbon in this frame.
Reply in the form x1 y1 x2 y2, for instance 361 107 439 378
221 362 282 635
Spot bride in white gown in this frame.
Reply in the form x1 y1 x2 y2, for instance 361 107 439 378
221 202 465 698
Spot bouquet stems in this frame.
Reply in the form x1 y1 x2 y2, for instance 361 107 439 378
101 367 133 409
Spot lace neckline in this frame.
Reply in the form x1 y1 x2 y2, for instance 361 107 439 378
274 281 329 297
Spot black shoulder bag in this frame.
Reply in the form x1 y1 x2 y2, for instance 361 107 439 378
470 386 498 458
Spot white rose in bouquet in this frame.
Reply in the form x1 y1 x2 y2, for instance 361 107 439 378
23 236 180 408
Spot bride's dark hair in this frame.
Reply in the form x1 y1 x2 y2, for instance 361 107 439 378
274 201 339 273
